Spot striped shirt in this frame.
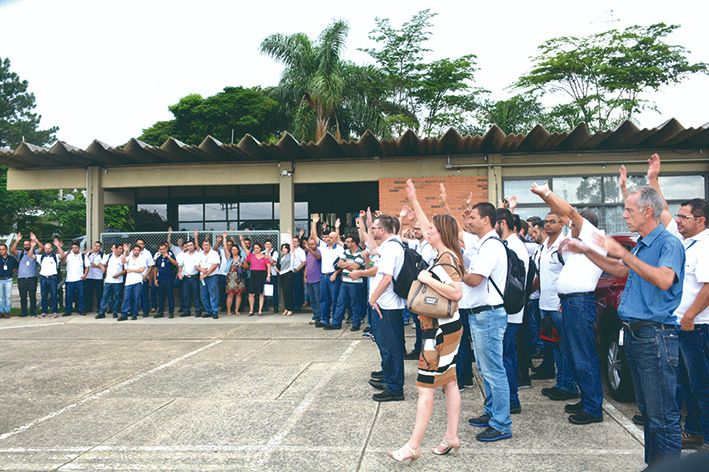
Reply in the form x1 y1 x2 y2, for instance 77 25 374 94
339 248 365 284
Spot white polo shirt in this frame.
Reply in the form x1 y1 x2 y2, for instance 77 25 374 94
65 252 90 283
318 240 345 274
86 251 105 280
125 253 149 286
217 247 231 276
198 249 221 278
292 246 307 271
139 248 155 268
101 253 124 284
266 249 279 276
38 252 60 277
505 233 530 324
409 239 438 265
674 229 709 324
177 251 200 276
372 236 405 310
461 230 507 310
557 218 607 295
529 246 542 301
539 234 567 311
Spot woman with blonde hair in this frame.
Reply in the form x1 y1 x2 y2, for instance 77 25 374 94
387 179 465 464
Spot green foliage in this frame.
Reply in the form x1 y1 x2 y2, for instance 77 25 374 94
105 205 134 231
139 87 283 146
516 23 707 132
474 93 552 134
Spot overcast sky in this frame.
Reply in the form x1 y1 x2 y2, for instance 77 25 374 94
1 0 707 148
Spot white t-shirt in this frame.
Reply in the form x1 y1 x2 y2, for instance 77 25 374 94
409 239 437 265
371 236 405 310
674 229 709 324
367 254 380 299
125 253 150 286
177 251 200 276
557 218 607 295
198 249 221 278
539 234 567 311
318 240 345 274
38 252 60 277
86 251 105 280
460 230 507 310
292 246 307 271
140 249 155 268
170 245 183 256
267 249 279 275
65 252 90 283
101 252 124 284
506 234 530 324
217 247 231 276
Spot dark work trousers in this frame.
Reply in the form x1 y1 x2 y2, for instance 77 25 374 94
84 278 103 313
18 277 38 316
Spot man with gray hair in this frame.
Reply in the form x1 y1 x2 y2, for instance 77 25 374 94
564 185 685 466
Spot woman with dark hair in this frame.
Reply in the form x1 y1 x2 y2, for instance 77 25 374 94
239 236 270 316
278 243 295 316
386 179 465 464
225 245 245 316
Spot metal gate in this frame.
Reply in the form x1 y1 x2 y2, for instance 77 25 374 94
99 230 281 253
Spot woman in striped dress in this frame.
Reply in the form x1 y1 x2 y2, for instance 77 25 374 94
387 179 465 464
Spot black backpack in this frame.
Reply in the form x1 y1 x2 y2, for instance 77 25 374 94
389 240 428 299
481 237 527 315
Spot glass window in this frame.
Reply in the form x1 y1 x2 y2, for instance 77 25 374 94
136 204 167 222
295 202 309 220
552 176 603 204
295 220 309 234
603 175 647 203
235 220 277 231
178 203 203 221
226 203 238 220
178 222 204 231
240 202 273 220
205 203 227 221
204 221 228 231
515 206 550 222
503 180 539 204
601 207 626 234
658 175 705 201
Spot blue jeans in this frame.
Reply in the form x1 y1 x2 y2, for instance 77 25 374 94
200 276 219 316
561 294 603 417
157 276 175 314
306 282 321 321
0 279 12 314
140 279 151 316
679 325 709 441
293 271 304 310
64 280 85 315
40 275 59 314
503 323 521 409
379 308 405 395
319 273 342 325
457 309 474 388
469 307 511 434
98 283 122 316
121 283 142 318
625 324 681 465
527 298 544 351
542 309 578 394
333 282 365 328
181 276 201 314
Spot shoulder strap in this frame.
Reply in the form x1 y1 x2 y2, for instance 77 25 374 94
478 237 505 299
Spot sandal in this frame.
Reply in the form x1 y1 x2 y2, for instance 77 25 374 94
257 312 263 317
248 312 254 317
386 444 420 464
432 437 461 456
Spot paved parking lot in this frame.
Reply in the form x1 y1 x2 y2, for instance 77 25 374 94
0 315 646 471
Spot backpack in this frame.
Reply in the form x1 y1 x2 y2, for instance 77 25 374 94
40 252 60 266
481 237 527 315
389 240 428 300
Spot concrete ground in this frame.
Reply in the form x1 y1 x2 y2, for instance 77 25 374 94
0 314 646 471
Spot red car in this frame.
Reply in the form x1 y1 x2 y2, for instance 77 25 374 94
594 233 638 402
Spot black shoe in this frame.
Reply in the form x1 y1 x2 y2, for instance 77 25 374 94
565 401 584 414
404 351 420 360
569 412 603 425
169 314 174 319
468 414 491 428
323 325 340 330
117 317 127 322
314 321 325 328
95 314 105 319
79 313 86 316
153 313 164 318
510 405 522 414
350 325 361 332
548 389 580 401
372 390 404 402
142 314 149 318
518 380 532 389
532 349 544 359
113 314 118 318
476 426 512 442
530 371 555 380
62 313 72 317
542 387 564 397
368 379 385 390
195 313 202 318
132 316 138 320
213 315 219 319
632 415 645 426
371 370 383 378
179 313 191 317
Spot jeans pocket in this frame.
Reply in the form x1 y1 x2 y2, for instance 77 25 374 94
663 332 680 368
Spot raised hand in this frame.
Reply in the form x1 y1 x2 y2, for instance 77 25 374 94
530 182 550 197
334 218 341 230
619 165 628 188
399 206 408 219
509 195 518 212
298 227 305 238
465 192 474 207
355 217 363 228
366 207 373 227
122 242 130 253
439 182 447 203
16 232 22 241
405 178 417 202
311 213 320 224
647 153 661 181
30 232 37 242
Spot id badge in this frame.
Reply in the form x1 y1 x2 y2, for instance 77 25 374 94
26 260 31 267
2 265 6 271
161 261 165 268
618 328 625 346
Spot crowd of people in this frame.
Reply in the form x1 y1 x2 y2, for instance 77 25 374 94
0 153 706 470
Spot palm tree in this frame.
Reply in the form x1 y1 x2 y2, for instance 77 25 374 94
261 20 397 141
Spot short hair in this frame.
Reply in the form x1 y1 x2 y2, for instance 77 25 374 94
393 217 401 235
518 218 528 235
473 202 497 226
136 239 145 244
632 186 664 219
252 241 262 250
132 244 141 250
159 242 168 249
375 215 397 234
243 237 251 242
71 242 80 248
578 208 599 228
347 233 360 245
496 208 514 231
680 198 709 220
264 239 273 244
0 243 6 250
94 241 102 246
202 238 211 245
281 243 290 252
533 219 545 229
527 216 542 225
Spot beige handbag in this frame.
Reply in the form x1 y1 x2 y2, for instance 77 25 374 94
406 253 461 319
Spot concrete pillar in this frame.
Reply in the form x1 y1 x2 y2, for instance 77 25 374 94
85 167 105 247
278 162 295 245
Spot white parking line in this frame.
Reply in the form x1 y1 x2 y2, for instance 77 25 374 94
603 401 645 445
0 321 66 330
0 340 222 441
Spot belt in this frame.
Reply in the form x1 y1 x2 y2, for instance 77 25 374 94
183 274 198 278
323 271 335 276
623 320 678 332
470 304 504 315
0 276 11 280
559 291 595 299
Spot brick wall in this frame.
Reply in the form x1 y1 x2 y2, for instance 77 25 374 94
378 175 488 223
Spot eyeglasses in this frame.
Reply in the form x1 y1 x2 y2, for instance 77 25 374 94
675 214 698 221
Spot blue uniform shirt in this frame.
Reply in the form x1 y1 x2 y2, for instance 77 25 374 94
155 251 176 278
0 255 19 278
618 224 685 325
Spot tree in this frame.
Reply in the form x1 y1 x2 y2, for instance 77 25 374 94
139 86 283 146
473 93 551 134
516 23 707 132
261 20 394 141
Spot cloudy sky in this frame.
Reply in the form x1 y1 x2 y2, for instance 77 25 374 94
1 0 707 147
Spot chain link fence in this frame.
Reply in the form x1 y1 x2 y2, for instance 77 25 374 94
99 230 282 254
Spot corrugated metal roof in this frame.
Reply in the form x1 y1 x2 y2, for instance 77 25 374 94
1 118 708 169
